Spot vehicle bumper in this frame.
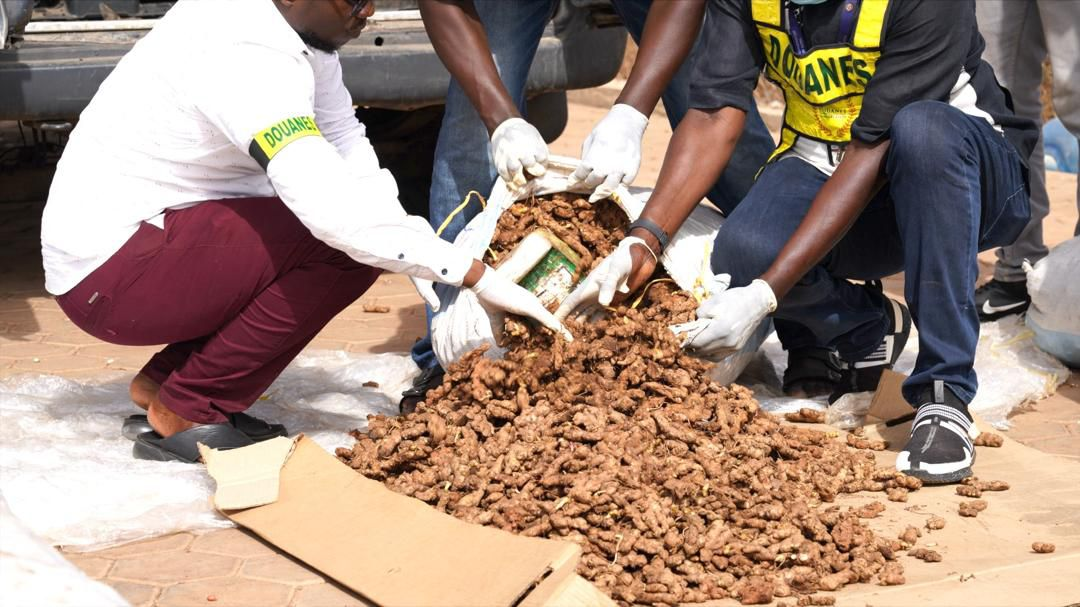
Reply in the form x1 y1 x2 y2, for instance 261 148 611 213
0 17 625 121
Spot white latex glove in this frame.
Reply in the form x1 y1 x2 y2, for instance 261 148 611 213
670 279 777 358
409 276 441 312
554 236 655 321
567 104 649 203
490 117 548 191
471 267 573 342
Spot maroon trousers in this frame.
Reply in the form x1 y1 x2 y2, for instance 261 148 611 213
57 197 380 424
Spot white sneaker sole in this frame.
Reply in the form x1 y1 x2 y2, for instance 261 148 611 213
896 450 974 485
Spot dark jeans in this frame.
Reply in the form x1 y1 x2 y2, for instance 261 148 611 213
409 0 776 371
57 197 380 424
710 101 1030 405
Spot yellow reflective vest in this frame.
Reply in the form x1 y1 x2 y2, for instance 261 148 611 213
751 0 889 163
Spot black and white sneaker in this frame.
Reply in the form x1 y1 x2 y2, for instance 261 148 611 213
783 346 845 398
974 278 1030 322
828 293 911 403
896 381 975 485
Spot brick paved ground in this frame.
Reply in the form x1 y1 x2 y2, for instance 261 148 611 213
2 102 1077 606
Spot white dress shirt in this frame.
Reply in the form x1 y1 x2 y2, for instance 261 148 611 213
41 0 473 295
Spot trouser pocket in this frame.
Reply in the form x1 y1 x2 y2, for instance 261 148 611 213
57 290 113 340
979 184 1030 251
56 221 165 343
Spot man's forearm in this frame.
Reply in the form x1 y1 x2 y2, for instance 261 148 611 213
760 139 890 298
632 107 746 251
462 259 486 288
615 0 706 116
419 0 518 133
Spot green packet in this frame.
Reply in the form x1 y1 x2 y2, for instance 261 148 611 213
499 229 582 311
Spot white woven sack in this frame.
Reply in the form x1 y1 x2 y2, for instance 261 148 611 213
1026 235 1080 365
430 155 767 384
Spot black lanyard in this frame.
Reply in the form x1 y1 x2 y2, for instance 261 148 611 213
784 0 862 57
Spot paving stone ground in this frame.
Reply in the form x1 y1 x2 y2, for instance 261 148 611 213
1 102 1077 606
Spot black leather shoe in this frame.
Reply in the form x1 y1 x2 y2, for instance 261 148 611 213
399 365 445 415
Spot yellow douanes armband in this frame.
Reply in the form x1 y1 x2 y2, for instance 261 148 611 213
248 116 322 169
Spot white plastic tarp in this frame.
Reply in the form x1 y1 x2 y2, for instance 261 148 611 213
744 315 1069 429
0 324 1066 554
0 351 417 550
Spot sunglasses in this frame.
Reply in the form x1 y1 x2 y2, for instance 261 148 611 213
346 0 371 19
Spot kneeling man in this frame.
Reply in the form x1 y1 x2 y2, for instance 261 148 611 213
558 0 1037 484
41 0 566 462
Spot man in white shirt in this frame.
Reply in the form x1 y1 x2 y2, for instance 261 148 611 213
40 0 568 463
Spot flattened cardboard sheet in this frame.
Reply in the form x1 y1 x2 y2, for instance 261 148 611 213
201 436 298 510
216 436 583 607
526 573 617 607
697 419 1079 607
201 414 1079 607
867 369 913 424
832 421 1080 606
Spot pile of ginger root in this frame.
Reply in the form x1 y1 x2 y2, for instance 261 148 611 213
338 194 926 605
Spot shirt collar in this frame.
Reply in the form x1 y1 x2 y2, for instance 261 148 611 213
237 0 311 57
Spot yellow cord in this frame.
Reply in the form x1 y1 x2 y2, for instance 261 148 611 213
630 278 676 309
436 190 487 236
690 240 714 303
434 189 500 260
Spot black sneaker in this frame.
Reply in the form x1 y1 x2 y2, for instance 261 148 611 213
828 293 911 403
974 278 1029 321
399 365 445 415
896 381 974 484
783 346 844 398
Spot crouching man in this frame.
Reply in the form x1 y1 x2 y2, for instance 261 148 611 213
558 0 1037 484
40 0 568 462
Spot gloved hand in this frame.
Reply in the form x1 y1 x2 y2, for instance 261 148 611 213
490 117 548 191
409 276 441 312
470 267 573 341
670 279 777 358
555 236 657 321
567 104 649 203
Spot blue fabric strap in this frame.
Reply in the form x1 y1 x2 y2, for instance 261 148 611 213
785 0 863 56
838 0 861 44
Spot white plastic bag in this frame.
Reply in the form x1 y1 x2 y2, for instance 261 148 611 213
1026 236 1080 366
971 315 1070 427
430 156 766 382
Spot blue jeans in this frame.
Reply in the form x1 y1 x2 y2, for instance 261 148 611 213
411 0 776 371
711 101 1031 406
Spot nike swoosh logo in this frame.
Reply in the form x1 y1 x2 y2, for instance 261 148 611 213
981 299 1026 315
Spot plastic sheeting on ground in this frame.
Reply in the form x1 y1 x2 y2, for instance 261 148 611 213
0 351 417 551
0 493 129 607
741 315 1069 429
0 315 1068 551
